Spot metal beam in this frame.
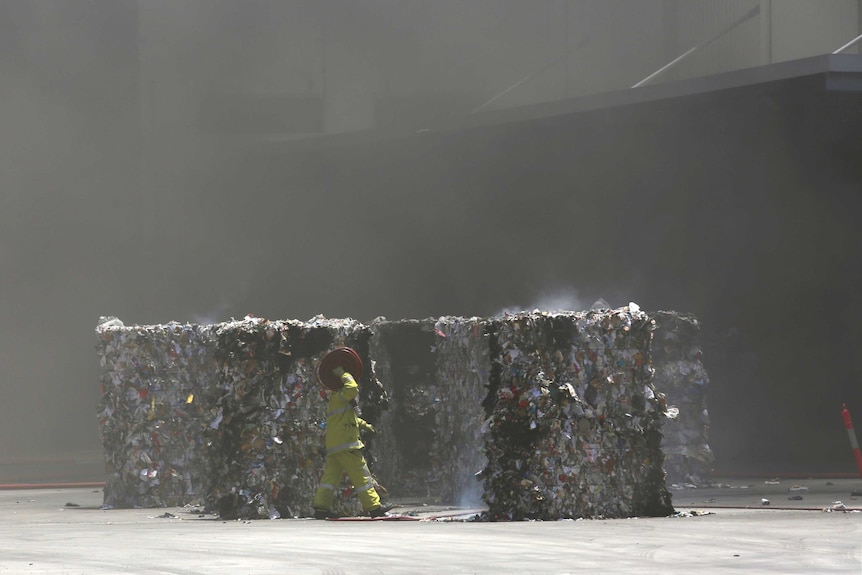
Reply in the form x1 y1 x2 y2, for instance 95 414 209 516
632 4 760 88
834 33 862 55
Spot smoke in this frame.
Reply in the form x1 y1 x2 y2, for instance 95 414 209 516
494 288 593 317
1 0 858 477
458 477 484 511
191 295 234 326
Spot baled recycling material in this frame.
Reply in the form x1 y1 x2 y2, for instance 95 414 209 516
366 318 439 498
481 308 673 520
96 315 388 518
96 317 220 509
369 317 489 505
96 306 706 520
650 311 713 485
430 316 490 506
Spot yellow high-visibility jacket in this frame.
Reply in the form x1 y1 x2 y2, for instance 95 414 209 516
324 371 371 454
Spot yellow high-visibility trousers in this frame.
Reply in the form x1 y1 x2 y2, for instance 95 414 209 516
313 449 381 512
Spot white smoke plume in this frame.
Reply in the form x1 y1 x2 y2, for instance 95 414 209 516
494 288 596 317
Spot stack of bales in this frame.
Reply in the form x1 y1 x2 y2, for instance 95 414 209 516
651 311 713 485
96 306 700 520
95 317 220 508
95 315 389 518
480 308 673 520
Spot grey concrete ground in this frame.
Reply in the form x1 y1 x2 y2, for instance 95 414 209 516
1 479 861 574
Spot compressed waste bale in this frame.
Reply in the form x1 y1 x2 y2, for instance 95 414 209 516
202 316 326 519
430 316 489 506
205 315 389 519
480 308 674 520
95 317 220 508
95 314 389 518
369 318 440 498
370 317 489 505
651 311 713 485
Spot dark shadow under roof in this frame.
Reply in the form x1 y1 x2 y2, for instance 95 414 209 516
451 53 862 130
258 53 862 151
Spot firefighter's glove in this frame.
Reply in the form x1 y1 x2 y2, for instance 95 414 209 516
332 366 345 377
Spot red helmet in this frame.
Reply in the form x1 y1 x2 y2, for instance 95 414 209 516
317 347 363 391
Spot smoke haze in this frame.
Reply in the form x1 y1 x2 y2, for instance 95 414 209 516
1 0 861 479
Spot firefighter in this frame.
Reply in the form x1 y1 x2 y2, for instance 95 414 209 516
312 365 390 519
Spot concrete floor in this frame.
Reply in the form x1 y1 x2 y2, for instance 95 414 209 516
0 479 860 574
